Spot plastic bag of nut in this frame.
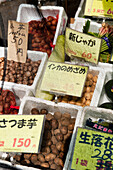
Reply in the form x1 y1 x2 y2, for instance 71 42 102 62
28 15 58 56
13 108 76 170
0 89 18 114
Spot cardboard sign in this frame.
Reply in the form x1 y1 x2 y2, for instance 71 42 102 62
40 61 88 97
84 0 113 18
0 115 45 153
71 127 113 170
65 28 101 64
8 20 28 63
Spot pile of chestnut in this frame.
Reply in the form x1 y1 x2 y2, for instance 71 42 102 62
13 108 76 170
0 58 41 86
28 16 58 56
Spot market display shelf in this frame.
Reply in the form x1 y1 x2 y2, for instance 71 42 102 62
16 4 68 46
18 96 82 170
0 47 48 95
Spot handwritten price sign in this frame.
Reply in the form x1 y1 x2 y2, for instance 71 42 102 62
40 61 88 97
65 28 102 64
8 20 28 63
84 0 113 18
71 128 113 170
0 115 45 153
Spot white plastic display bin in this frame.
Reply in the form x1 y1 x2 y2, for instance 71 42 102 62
79 106 113 128
67 61 106 107
0 97 83 170
16 4 68 46
0 47 48 95
69 106 113 169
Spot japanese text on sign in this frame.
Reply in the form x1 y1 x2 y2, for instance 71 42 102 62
0 115 45 153
84 0 113 18
71 128 113 170
0 118 37 129
48 63 86 74
65 28 101 64
8 20 28 63
40 61 88 97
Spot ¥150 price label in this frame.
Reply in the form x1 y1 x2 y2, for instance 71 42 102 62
0 115 45 153
65 27 102 64
12 138 31 148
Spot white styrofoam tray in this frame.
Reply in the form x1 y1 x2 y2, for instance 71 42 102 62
16 4 68 46
79 106 113 128
70 0 102 31
98 62 113 72
17 96 82 170
71 17 102 33
69 105 113 169
28 62 105 108
0 47 48 95
65 62 105 107
88 66 105 107
98 71 113 106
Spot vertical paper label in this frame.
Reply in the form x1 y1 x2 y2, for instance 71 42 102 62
40 61 88 97
71 128 113 170
84 0 113 18
65 28 101 64
0 115 45 153
8 20 28 63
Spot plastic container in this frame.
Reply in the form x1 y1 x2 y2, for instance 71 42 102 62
16 4 68 46
57 61 106 107
79 106 113 128
69 106 113 169
0 47 48 95
17 96 82 170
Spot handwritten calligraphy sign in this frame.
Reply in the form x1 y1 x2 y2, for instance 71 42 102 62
40 61 88 97
8 20 28 63
84 0 113 18
65 27 101 64
0 115 45 153
71 127 113 170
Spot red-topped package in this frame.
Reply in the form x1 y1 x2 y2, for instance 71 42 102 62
28 16 58 56
0 89 18 114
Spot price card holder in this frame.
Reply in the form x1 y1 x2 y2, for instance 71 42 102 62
71 127 113 170
8 20 28 63
0 115 45 153
40 61 89 98
84 0 113 18
65 27 102 65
